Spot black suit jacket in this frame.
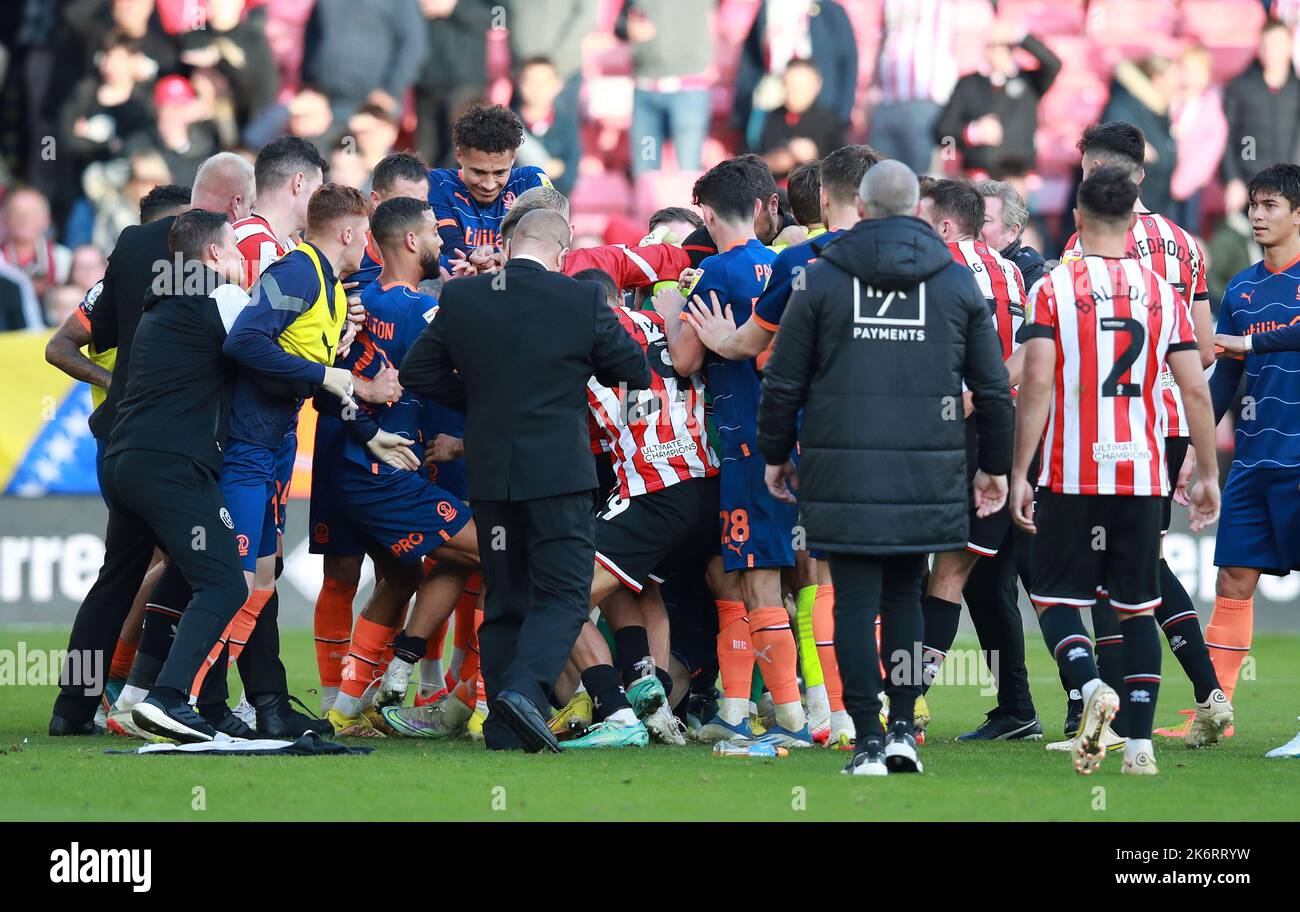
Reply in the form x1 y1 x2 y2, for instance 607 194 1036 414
400 258 650 502
88 215 177 440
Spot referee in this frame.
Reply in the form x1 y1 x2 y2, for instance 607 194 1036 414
99 210 255 743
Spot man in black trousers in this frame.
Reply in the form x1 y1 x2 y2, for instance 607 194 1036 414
400 209 650 752
100 210 253 742
757 161 1014 776
50 153 255 734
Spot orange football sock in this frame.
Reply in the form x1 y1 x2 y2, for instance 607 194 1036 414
1205 595 1253 700
109 637 138 680
340 616 393 701
715 600 753 699
190 588 272 695
748 605 801 705
812 585 844 712
314 578 356 688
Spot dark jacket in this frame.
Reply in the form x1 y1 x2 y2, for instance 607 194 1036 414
1222 61 1300 184
1001 237 1046 292
934 34 1060 175
88 215 176 440
302 0 427 111
419 0 495 91
757 217 1013 555
1102 80 1176 217
106 266 244 475
400 258 651 501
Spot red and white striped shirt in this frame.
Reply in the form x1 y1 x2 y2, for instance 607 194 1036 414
1062 211 1206 437
587 306 719 498
951 238 1026 361
233 214 291 290
1024 256 1197 497
876 0 958 105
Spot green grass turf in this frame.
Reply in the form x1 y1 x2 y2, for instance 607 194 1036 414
2 626 1297 821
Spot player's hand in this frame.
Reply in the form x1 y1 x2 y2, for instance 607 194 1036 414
676 268 701 293
773 224 809 248
1174 445 1196 506
765 460 798 504
448 249 478 277
366 430 420 471
1187 477 1221 533
346 294 366 327
336 319 358 360
651 283 687 321
356 366 401 405
467 245 496 268
972 470 1008 518
962 390 975 418
1214 333 1248 357
1009 474 1036 533
321 366 357 410
425 433 464 465
684 291 736 353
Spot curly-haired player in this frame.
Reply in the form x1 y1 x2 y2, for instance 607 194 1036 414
427 103 552 271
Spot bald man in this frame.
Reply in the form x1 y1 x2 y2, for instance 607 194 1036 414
401 208 651 752
51 153 256 734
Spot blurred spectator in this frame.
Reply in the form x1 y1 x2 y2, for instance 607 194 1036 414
507 0 598 109
177 0 277 131
301 0 427 123
934 20 1059 177
329 136 371 191
58 31 154 170
68 243 107 291
1170 45 1227 236
82 149 170 252
346 103 403 192
1208 208 1263 308
734 0 858 152
65 0 178 79
617 0 714 176
0 254 43 331
512 57 581 194
870 0 958 174
759 59 846 181
414 0 494 169
1 186 72 298
1222 18 1300 216
1102 56 1179 218
123 74 218 186
44 284 85 327
4 0 68 205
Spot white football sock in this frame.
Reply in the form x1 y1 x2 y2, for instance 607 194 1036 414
608 707 638 725
117 684 148 711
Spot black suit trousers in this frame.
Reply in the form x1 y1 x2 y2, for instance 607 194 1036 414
472 492 595 750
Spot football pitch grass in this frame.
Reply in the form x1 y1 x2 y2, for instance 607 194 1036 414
2 627 1298 822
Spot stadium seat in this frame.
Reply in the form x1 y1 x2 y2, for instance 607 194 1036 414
633 170 704 226
1180 0 1268 80
993 0 1086 36
571 172 634 217
1085 0 1179 51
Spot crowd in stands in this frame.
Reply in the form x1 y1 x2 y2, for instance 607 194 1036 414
0 0 1297 333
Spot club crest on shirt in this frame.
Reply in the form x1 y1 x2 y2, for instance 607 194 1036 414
219 508 234 529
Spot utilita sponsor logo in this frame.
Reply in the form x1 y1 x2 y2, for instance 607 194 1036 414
49 843 152 892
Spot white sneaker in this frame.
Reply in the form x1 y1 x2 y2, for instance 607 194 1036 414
644 703 687 745
842 742 888 776
106 707 163 741
830 710 855 750
1265 721 1300 758
1046 721 1125 753
375 658 414 708
1073 684 1120 775
1185 689 1233 748
1121 746 1160 775
232 691 256 729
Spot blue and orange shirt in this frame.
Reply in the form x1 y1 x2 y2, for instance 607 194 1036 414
427 165 550 255
690 238 776 461
341 280 439 473
752 228 844 331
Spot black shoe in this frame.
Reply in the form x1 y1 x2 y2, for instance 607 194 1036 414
132 696 217 744
252 693 333 738
842 739 887 776
491 690 562 753
198 702 256 740
884 720 922 773
957 707 1044 741
48 715 104 736
1064 690 1083 736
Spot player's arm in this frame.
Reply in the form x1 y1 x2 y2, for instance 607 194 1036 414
223 274 328 385
1010 281 1056 531
756 282 817 474
1003 345 1026 389
656 284 707 376
1225 319 1300 356
1169 347 1221 531
398 299 467 413
45 288 111 388
427 177 471 262
1190 295 1215 368
1208 290 1247 424
686 293 771 361
590 286 651 390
